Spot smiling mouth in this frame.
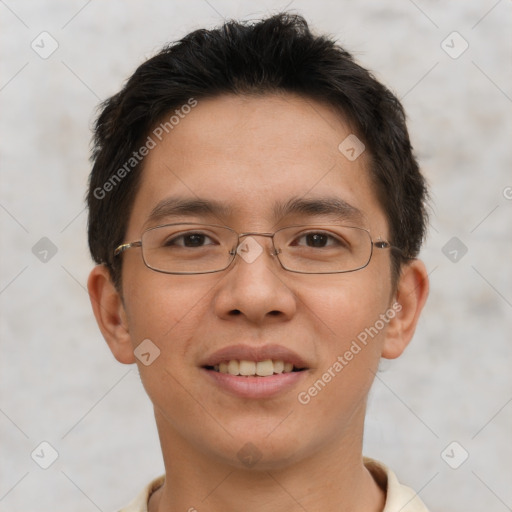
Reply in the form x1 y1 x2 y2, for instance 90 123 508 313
204 359 307 377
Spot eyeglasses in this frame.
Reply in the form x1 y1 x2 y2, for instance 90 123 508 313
113 223 400 275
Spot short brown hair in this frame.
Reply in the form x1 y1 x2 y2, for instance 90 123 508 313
87 13 428 287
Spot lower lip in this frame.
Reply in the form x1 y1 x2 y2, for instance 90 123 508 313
202 368 307 399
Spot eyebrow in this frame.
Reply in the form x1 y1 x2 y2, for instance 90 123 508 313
273 197 365 225
145 197 232 226
145 195 365 228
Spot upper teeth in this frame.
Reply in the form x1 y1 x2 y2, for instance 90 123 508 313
213 359 294 376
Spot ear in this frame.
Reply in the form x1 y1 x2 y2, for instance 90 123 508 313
87 265 136 364
381 259 429 359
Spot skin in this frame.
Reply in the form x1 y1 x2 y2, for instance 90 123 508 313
88 93 429 512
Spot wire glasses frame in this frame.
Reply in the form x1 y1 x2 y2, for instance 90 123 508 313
113 222 402 275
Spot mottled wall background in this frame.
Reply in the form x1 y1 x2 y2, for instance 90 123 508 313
1 1 511 511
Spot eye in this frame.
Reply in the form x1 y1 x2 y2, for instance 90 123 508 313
164 232 216 248
292 231 345 248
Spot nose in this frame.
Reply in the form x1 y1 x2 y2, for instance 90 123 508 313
213 235 297 324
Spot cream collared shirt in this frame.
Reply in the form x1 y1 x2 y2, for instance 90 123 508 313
118 458 429 512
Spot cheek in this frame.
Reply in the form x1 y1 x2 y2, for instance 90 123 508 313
297 272 390 348
122 268 210 354
297 273 391 386
295 272 393 410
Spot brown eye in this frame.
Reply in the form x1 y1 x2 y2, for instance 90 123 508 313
305 233 328 247
292 231 345 248
164 232 215 248
182 234 208 247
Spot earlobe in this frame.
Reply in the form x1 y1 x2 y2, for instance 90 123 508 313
87 265 136 364
381 259 429 359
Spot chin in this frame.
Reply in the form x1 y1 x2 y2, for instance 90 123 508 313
208 424 312 471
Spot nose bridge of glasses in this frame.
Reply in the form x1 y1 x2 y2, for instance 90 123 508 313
238 231 275 239
235 231 279 257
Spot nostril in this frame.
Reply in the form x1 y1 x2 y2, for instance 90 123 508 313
229 309 242 316
268 310 281 316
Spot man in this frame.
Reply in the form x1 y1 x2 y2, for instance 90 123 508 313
87 13 430 512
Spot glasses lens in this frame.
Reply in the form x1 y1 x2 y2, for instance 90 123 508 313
275 225 372 273
141 224 237 274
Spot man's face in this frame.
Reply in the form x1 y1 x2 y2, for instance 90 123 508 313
117 93 397 468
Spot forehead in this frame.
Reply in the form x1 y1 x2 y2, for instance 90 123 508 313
127 93 387 236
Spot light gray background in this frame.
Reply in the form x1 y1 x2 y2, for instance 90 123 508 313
1 1 511 511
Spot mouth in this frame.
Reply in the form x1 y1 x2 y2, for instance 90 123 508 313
204 359 307 377
200 345 309 399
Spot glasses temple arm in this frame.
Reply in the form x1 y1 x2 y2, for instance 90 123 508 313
114 241 142 257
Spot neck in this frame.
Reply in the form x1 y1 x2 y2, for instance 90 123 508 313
148 411 385 512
